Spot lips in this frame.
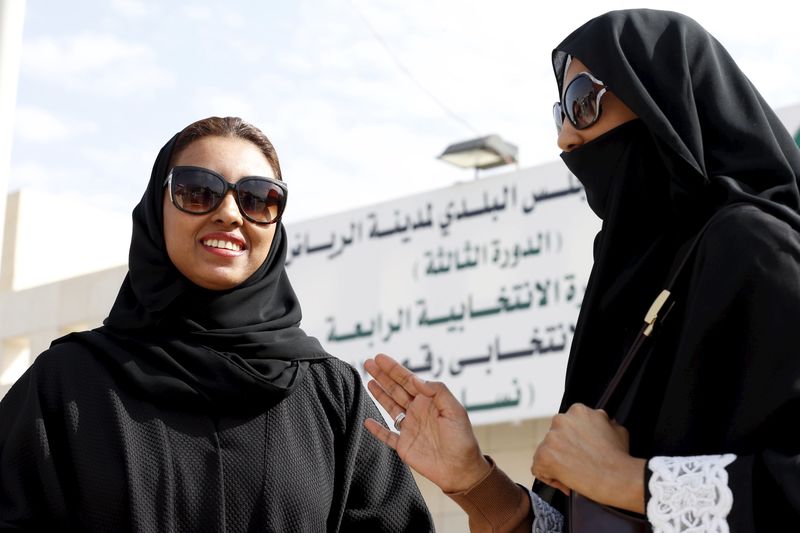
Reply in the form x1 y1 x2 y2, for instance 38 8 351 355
203 238 242 251
200 232 246 253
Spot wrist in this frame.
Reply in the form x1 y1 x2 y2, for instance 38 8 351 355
445 454 492 493
617 457 646 514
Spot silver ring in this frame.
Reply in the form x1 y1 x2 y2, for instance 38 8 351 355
393 411 406 431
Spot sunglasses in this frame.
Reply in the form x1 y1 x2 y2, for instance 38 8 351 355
552 71 608 132
163 166 288 225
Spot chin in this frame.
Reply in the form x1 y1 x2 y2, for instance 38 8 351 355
189 272 246 291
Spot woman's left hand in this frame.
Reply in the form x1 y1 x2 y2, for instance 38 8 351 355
531 403 646 514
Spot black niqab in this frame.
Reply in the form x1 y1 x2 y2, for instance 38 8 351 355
57 130 330 411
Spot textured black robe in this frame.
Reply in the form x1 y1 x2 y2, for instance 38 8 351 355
0 345 432 532
0 124 433 532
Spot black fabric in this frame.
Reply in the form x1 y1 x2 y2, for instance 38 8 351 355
537 9 800 531
61 131 330 412
0 347 433 532
560 118 685 413
560 120 649 221
0 128 433 531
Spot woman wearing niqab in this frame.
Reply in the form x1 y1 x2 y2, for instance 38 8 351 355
0 117 433 532
362 9 800 532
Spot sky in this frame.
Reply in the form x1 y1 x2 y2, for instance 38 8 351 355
7 0 800 224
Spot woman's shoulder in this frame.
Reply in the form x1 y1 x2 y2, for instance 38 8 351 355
299 356 377 418
699 203 800 263
31 337 102 374
0 337 109 419
23 337 114 396
306 356 364 392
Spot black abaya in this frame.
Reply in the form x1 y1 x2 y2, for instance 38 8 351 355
0 124 433 532
535 9 800 532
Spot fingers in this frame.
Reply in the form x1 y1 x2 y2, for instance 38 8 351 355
375 353 427 394
365 357 415 410
530 442 549 481
531 466 570 495
611 419 631 445
366 378 407 422
532 445 571 495
364 418 399 450
365 353 463 426
422 380 464 413
549 479 571 496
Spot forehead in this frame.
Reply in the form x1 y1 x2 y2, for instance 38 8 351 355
172 136 275 180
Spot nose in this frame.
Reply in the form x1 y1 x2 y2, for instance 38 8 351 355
557 119 585 152
214 190 243 226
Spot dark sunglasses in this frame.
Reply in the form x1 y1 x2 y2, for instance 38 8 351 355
552 71 608 132
163 166 288 225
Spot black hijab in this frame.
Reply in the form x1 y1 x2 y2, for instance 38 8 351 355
56 129 330 412
553 9 800 411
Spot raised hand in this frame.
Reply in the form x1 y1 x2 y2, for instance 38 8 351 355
363 353 491 493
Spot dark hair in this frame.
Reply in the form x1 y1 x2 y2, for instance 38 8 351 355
171 116 283 180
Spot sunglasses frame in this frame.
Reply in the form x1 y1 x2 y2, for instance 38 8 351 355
553 71 608 132
163 165 288 225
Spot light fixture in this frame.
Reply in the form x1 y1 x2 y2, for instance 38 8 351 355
437 134 518 175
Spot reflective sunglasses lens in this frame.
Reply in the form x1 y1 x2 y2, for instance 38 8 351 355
564 74 600 129
553 102 564 132
172 170 225 213
237 178 286 223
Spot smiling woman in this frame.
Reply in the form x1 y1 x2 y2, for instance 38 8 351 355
0 116 434 532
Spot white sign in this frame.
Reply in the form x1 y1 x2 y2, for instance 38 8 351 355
285 161 599 425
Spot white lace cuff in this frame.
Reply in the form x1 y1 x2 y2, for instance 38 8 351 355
647 454 736 533
529 489 564 533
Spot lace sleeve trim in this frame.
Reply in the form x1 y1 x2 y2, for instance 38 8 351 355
647 454 736 533
529 489 564 533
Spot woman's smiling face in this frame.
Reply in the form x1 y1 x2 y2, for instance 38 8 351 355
163 135 278 290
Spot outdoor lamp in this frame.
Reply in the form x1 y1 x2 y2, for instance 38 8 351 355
437 134 518 173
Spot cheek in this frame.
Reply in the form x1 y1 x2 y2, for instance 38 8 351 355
250 225 277 264
162 196 189 264
602 93 638 128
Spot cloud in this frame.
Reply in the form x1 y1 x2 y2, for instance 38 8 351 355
10 0 800 229
180 5 213 22
110 0 151 18
14 106 98 143
8 161 73 191
24 34 148 75
22 33 175 97
8 156 144 215
177 5 244 27
190 90 256 119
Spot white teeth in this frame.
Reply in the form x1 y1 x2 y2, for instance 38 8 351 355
203 239 242 251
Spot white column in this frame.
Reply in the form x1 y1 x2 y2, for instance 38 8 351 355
0 0 27 289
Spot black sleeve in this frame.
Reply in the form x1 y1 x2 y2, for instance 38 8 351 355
332 361 434 532
0 361 68 531
645 211 800 531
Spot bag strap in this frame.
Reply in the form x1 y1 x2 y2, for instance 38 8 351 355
594 206 734 411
